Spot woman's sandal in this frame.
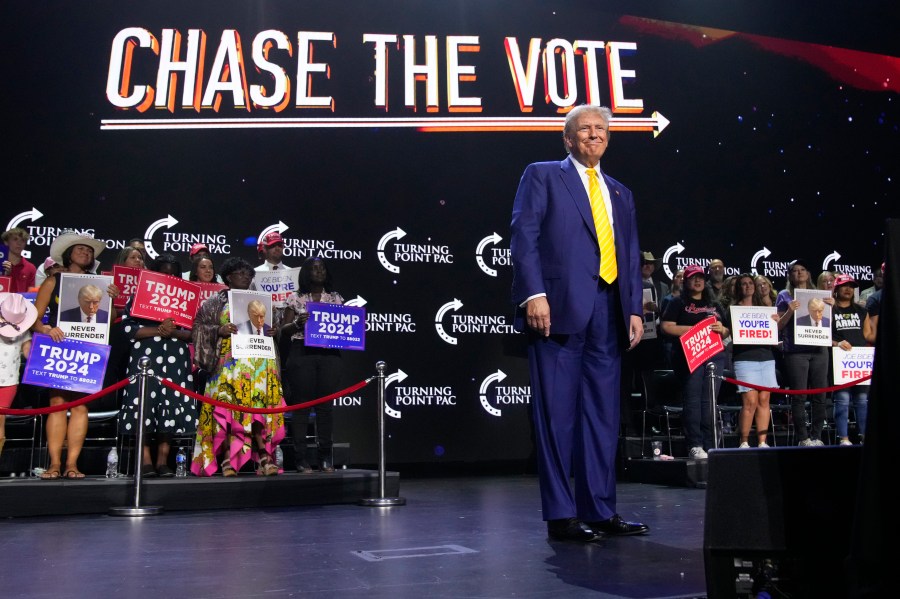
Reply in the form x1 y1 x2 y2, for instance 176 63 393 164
257 454 278 476
64 470 86 479
41 467 61 480
221 459 237 477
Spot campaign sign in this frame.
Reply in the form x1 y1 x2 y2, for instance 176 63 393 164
641 288 657 339
112 265 142 309
23 333 111 394
832 346 874 387
730 306 778 345
131 270 200 328
793 289 833 347
252 267 300 308
679 316 725 373
195 281 228 309
231 334 277 359
57 272 114 344
0 243 8 263
0 275 11 292
304 302 366 351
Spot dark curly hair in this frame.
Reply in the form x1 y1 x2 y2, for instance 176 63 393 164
150 252 181 275
219 257 254 283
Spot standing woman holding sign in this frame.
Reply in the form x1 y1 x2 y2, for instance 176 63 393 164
729 274 776 448
30 231 116 479
280 257 344 473
119 254 196 477
191 257 285 477
660 264 729 459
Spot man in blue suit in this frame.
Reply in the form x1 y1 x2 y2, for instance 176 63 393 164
511 104 649 542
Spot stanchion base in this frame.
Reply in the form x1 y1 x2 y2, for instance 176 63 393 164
358 497 406 507
108 506 164 517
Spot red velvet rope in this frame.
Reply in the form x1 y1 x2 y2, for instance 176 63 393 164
722 374 872 395
0 377 131 415
0 376 371 416
158 377 371 414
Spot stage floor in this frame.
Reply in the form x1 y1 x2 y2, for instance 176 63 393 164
1 474 708 599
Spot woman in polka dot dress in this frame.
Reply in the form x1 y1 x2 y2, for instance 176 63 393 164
119 253 196 477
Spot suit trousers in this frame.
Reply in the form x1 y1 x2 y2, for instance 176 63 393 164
527 284 621 522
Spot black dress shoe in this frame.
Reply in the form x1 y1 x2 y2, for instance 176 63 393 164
587 514 649 536
547 518 603 542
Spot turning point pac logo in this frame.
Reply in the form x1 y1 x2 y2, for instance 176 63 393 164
475 232 508 277
478 369 531 417
385 368 456 419
377 227 454 274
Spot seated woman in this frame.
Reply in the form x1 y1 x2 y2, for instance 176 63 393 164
191 257 285 477
31 231 118 479
118 253 196 477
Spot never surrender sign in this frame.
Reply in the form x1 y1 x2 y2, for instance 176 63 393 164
23 333 111 394
679 316 724 373
304 302 365 351
130 270 201 328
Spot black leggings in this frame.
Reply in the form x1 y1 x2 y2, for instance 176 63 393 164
284 342 343 463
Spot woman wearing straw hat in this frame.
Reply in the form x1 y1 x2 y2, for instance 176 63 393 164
30 230 118 479
0 292 39 461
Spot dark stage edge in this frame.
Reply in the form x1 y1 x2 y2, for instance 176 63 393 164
0 469 400 518
624 456 708 488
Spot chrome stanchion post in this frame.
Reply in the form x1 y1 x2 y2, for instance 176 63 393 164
706 361 720 450
110 356 163 516
359 361 405 507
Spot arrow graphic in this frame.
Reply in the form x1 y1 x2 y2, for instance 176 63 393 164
377 227 406 273
476 232 502 277
384 369 408 419
434 299 463 345
750 247 771 275
6 207 44 232
662 242 685 280
344 295 367 307
478 369 507 417
143 215 179 259
259 221 289 243
822 251 841 270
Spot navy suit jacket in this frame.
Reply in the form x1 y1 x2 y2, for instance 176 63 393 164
510 157 642 344
797 315 830 328
59 307 109 324
238 320 272 335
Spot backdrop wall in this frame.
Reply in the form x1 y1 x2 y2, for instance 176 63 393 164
3 1 897 465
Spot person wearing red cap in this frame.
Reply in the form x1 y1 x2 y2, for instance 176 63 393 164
831 274 870 445
661 264 730 459
255 232 291 272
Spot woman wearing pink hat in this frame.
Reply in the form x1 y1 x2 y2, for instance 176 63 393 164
0 292 39 461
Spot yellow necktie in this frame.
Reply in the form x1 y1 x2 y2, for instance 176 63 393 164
586 168 617 284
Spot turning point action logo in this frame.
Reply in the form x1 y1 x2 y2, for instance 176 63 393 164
259 222 362 260
384 368 456 419
377 227 453 274
478 369 531 417
434 298 515 345
476 232 509 277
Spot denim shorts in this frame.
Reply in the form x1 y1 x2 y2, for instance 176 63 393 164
733 360 778 393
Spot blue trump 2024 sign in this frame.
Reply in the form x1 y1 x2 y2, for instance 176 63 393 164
23 333 111 394
304 302 365 351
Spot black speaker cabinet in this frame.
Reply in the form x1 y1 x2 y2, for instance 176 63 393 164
704 446 861 598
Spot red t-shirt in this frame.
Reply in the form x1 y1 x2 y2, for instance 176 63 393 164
9 257 37 292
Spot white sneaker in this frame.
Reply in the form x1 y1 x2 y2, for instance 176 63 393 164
758 442 770 448
798 438 815 447
811 439 825 446
738 442 750 449
689 446 708 459
839 439 852 446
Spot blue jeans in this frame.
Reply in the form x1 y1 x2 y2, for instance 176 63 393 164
833 386 868 438
679 353 726 451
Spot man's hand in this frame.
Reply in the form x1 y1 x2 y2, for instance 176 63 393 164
628 314 643 350
526 297 551 337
